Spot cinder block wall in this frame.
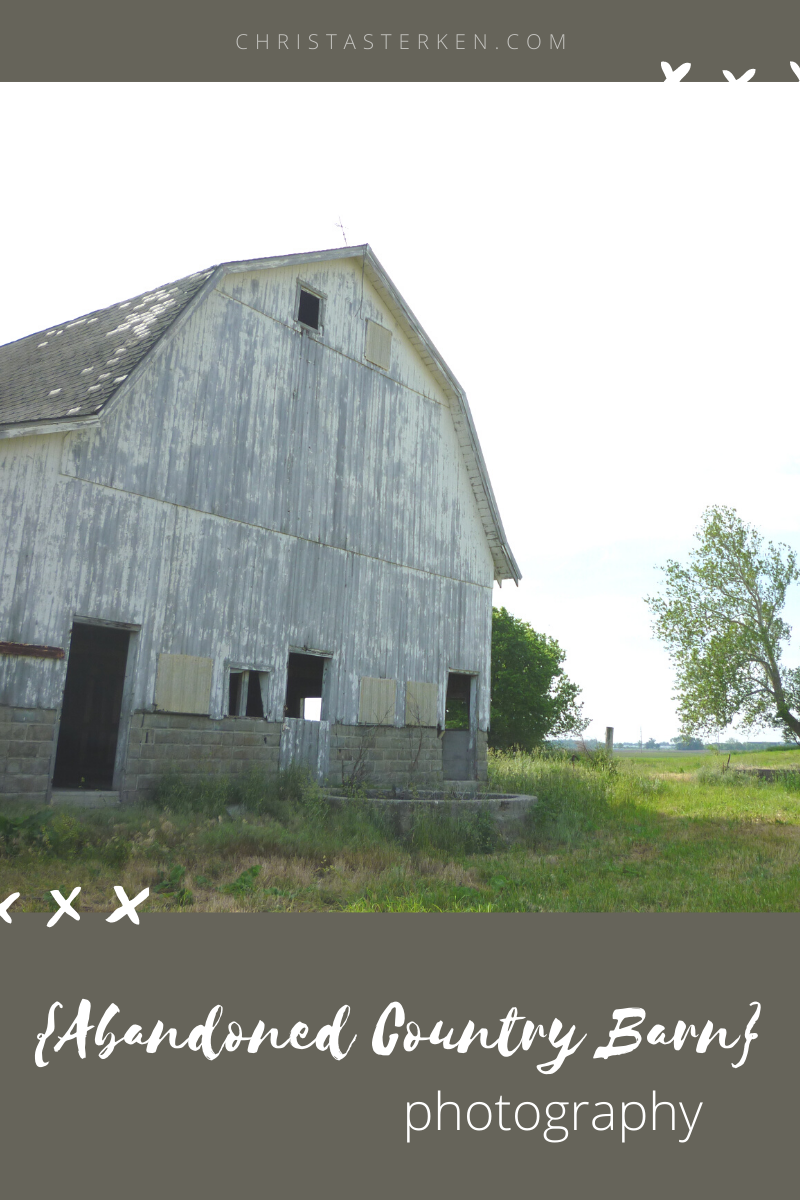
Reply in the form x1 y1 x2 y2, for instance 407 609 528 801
119 713 282 804
120 719 477 796
121 718 449 798
0 707 57 804
328 724 445 788
0 707 488 804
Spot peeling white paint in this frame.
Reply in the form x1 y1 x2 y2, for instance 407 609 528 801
0 258 500 733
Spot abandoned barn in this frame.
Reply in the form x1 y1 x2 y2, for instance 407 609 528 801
0 246 519 804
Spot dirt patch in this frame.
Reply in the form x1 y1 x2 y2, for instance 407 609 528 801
750 822 800 841
627 843 658 861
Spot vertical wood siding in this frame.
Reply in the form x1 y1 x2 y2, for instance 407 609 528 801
279 717 331 782
0 260 495 729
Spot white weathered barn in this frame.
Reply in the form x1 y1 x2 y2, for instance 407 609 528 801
0 246 519 804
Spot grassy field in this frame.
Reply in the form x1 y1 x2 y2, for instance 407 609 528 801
0 751 798 913
613 746 800 773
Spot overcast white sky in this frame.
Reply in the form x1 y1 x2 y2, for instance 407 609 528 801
2 82 798 742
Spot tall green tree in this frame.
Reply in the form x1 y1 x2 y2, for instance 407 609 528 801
490 607 588 750
647 506 800 741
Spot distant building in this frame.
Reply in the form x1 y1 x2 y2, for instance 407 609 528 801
0 247 519 803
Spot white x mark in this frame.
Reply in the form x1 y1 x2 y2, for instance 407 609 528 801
106 885 149 925
0 893 20 924
47 887 81 927
723 68 756 83
661 61 691 82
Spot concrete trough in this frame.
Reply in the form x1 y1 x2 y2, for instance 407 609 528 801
321 789 537 838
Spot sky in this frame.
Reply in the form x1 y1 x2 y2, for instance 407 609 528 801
2 82 798 742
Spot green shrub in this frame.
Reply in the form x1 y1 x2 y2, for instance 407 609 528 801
219 865 262 897
151 863 193 906
99 835 131 868
0 810 55 855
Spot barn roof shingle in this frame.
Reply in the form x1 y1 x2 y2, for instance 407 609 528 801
0 268 213 428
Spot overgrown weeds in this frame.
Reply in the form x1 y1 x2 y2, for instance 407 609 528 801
0 755 798 912
411 806 499 855
153 764 325 822
490 749 610 846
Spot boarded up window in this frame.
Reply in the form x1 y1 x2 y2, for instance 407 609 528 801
155 653 213 715
358 677 396 725
405 681 438 727
364 319 392 370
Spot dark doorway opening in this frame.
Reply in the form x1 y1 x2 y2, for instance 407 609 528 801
52 624 130 789
442 672 475 781
445 672 472 730
284 652 326 720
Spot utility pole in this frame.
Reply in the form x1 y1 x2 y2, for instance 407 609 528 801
605 727 614 756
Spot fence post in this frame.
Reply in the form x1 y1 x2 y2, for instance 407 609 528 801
605 727 614 755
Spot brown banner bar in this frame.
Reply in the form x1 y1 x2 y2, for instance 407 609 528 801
2 913 797 1200
1 0 799 82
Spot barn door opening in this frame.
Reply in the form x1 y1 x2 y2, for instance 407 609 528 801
280 651 331 782
442 672 476 781
52 623 131 789
284 652 326 718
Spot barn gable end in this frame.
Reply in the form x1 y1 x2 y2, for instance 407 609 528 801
58 259 495 588
0 246 519 802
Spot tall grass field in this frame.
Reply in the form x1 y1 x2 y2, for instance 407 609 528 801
0 748 798 912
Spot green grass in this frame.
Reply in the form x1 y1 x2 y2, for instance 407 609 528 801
0 754 797 913
612 746 800 773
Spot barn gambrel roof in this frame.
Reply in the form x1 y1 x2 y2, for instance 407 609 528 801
0 269 214 428
0 246 520 583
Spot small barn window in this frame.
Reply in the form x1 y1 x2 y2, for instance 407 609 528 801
228 672 242 716
228 668 268 718
296 284 323 331
365 319 392 370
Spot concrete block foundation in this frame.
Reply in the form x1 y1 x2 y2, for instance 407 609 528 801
0 707 57 804
119 713 283 804
329 723 445 789
0 706 489 805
